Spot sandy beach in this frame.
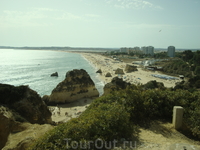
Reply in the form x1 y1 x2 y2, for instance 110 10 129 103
82 53 181 87
51 52 181 123
50 98 94 123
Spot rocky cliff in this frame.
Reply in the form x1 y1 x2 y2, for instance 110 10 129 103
0 84 53 149
2 122 53 150
0 106 53 150
49 69 99 104
0 84 52 124
0 106 15 149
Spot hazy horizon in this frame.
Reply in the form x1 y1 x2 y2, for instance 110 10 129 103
1 0 200 49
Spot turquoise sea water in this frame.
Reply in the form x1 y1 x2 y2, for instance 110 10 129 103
0 49 104 96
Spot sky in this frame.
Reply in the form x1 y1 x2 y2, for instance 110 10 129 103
0 0 200 49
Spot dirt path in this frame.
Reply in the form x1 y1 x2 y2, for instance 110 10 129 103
134 121 200 150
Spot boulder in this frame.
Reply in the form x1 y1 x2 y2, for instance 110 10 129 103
96 69 102 73
51 72 58 77
0 106 53 150
115 68 125 75
125 64 138 73
0 84 52 124
105 72 112 77
103 77 131 95
49 69 99 104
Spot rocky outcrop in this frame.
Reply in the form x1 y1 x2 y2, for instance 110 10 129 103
115 68 125 75
96 69 102 73
51 72 58 77
49 69 99 104
0 84 52 124
105 72 112 77
0 106 15 149
0 84 53 149
103 77 131 95
2 122 53 150
125 64 138 73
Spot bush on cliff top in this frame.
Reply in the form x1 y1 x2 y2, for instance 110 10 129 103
29 86 200 150
29 95 135 150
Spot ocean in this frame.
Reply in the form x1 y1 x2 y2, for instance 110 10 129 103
0 49 104 96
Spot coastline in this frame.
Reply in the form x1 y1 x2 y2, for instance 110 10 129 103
45 51 181 123
81 52 181 88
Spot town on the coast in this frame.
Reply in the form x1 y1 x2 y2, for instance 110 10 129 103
1 46 200 150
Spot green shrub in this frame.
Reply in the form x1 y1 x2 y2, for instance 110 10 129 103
30 86 200 149
29 96 135 150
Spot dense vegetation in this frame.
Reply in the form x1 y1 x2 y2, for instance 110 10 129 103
29 84 200 150
162 50 200 78
162 59 192 77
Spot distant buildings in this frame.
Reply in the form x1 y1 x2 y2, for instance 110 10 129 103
120 47 128 53
120 46 155 56
142 46 154 56
167 46 175 57
128 47 142 54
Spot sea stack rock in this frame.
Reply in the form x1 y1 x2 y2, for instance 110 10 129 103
96 69 102 74
115 68 125 75
103 77 131 95
49 69 99 104
105 72 112 77
51 72 58 77
125 64 138 73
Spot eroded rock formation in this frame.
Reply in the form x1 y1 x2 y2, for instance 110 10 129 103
0 84 53 149
96 69 102 73
0 106 15 149
2 122 53 150
49 69 99 104
103 77 131 95
105 72 112 77
115 68 125 75
125 64 138 73
0 84 52 124
51 72 58 77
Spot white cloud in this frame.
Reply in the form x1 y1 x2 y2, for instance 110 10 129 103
0 10 48 27
85 14 101 18
0 8 101 28
56 12 82 20
105 0 163 10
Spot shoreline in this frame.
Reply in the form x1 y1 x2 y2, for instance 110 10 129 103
81 52 181 88
11 50 179 123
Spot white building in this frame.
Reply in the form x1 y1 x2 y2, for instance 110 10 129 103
133 46 141 51
167 46 175 57
141 46 154 56
120 47 128 53
141 46 148 54
148 46 154 56
127 47 142 54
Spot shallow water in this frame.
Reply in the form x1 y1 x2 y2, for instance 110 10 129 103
0 49 104 96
